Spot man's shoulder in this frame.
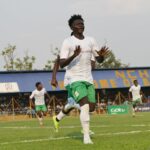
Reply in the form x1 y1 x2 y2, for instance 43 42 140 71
85 36 95 41
31 89 37 95
63 36 73 42
129 85 134 89
42 88 46 92
63 35 95 41
32 89 37 93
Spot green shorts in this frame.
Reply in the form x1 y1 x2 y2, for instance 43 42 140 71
65 85 73 98
35 105 47 112
132 98 142 106
70 81 96 103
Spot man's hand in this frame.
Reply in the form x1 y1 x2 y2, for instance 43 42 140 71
59 45 81 68
73 45 81 57
51 78 58 88
56 55 60 61
96 46 110 57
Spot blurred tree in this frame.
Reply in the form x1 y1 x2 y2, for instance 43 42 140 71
44 47 60 70
14 53 36 71
44 47 128 70
1 44 36 71
96 51 129 69
1 44 16 70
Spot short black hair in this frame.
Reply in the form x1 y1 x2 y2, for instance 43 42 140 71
68 14 84 27
133 80 138 83
35 82 41 88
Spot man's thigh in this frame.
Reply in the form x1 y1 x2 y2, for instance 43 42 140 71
71 81 88 103
87 84 96 103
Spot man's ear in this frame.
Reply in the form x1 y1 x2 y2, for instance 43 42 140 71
70 23 74 30
70 26 74 31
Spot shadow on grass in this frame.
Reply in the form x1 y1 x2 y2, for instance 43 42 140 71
67 131 82 142
66 131 95 142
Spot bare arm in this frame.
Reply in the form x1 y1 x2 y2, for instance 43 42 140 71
140 90 143 95
60 55 76 68
95 56 104 63
45 92 51 100
51 55 60 87
140 90 145 99
60 46 81 68
29 93 34 103
29 98 34 108
45 92 53 105
29 94 34 108
91 60 96 70
128 92 132 101
96 46 110 63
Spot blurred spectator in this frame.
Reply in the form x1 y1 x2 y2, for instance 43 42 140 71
26 107 36 118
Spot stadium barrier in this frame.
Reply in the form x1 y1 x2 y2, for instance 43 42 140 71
107 105 129 115
136 103 150 112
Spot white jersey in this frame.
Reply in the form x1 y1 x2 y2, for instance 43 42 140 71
30 88 46 106
64 54 95 86
60 35 99 85
129 85 141 101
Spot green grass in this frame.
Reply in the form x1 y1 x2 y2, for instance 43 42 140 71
0 112 150 150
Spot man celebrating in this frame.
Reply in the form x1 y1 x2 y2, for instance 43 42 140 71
129 80 143 117
30 82 51 126
51 55 95 134
59 14 109 144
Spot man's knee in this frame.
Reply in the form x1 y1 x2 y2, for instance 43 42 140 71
78 96 89 107
78 97 95 112
89 102 96 112
43 112 47 116
37 111 42 117
62 107 74 115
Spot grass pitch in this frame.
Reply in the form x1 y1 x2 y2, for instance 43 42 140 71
0 112 150 150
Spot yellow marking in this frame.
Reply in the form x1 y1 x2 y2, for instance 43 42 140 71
99 80 109 88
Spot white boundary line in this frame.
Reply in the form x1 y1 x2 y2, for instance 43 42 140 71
1 129 150 145
0 113 145 122
0 124 150 129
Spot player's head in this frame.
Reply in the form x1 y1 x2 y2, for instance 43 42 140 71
68 14 84 35
133 80 138 86
35 82 43 90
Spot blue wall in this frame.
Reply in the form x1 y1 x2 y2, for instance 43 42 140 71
0 68 150 93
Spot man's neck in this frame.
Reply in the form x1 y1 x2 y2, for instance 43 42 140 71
73 33 84 40
37 88 42 91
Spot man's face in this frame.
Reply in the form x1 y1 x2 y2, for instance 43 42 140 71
71 19 84 34
37 84 43 90
134 80 138 86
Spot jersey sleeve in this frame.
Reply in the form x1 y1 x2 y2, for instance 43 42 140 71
91 38 99 57
60 39 70 59
139 85 141 90
43 88 47 94
129 86 132 92
30 91 35 99
91 54 95 61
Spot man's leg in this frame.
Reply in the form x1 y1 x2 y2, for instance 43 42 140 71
55 107 74 122
79 97 92 144
87 84 96 112
138 98 143 105
36 106 43 126
41 105 47 122
132 98 142 117
132 101 136 117
71 82 93 144
53 97 78 132
37 105 47 126
53 86 78 132
56 97 77 121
